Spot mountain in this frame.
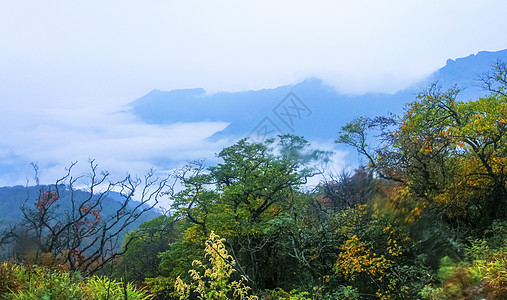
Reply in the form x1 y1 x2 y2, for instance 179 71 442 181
423 49 507 99
129 49 507 144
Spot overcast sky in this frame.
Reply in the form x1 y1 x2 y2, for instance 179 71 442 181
1 1 507 186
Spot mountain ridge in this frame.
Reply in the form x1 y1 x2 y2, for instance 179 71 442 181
129 49 507 143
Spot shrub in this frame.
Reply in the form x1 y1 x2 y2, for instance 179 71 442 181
0 262 23 295
8 266 84 300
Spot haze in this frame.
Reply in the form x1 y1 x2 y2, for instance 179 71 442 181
1 0 507 185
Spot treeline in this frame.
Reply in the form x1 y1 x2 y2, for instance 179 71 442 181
1 64 507 299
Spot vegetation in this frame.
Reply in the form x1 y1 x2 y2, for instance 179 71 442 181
1 63 506 299
0 262 152 299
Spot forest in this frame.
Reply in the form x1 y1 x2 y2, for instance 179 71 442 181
1 63 507 299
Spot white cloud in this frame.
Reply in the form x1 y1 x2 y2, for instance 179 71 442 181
0 103 231 185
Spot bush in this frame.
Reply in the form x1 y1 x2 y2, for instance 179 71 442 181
8 265 84 300
83 276 153 300
0 262 23 295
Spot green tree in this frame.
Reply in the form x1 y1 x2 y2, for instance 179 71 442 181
115 214 177 283
159 135 328 291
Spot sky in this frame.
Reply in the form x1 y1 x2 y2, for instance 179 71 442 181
1 1 507 186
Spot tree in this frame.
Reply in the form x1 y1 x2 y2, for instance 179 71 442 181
160 135 329 290
396 85 507 225
478 60 507 97
338 63 507 230
337 116 402 183
4 160 168 274
115 214 176 283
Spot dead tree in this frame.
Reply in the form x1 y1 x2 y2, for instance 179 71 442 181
11 160 169 274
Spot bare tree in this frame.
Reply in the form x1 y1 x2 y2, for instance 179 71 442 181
8 160 169 274
477 60 507 97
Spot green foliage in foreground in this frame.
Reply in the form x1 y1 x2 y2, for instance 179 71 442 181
0 263 152 300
